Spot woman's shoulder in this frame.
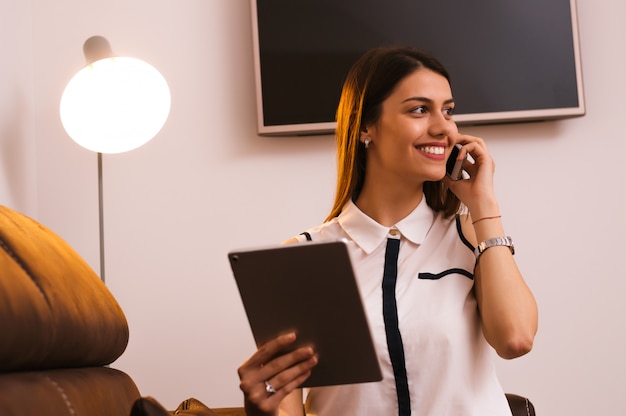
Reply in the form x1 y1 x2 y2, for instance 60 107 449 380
283 218 343 244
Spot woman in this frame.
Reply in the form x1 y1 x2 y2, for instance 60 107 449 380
238 46 538 416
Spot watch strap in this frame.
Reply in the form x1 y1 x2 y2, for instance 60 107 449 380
474 236 515 259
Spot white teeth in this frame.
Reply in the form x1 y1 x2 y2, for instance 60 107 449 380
417 146 444 155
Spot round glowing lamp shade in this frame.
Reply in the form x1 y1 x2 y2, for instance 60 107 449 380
60 57 171 154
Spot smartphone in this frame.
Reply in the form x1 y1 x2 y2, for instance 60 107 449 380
446 144 465 181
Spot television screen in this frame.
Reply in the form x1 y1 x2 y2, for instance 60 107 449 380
251 0 585 136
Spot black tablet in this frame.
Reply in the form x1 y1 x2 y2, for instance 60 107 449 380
228 240 382 387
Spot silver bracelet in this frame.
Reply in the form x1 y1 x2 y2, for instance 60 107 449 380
474 236 515 260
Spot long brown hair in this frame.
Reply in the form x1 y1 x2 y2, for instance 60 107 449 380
325 46 461 222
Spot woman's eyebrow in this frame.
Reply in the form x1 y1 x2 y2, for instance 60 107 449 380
402 96 455 105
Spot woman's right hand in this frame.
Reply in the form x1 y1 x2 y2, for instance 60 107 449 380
238 332 318 416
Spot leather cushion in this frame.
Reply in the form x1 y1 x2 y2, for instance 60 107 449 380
0 205 129 371
0 367 140 416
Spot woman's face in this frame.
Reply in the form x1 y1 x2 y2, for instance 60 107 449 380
363 68 458 185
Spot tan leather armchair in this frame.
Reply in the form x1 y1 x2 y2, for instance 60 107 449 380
0 205 140 415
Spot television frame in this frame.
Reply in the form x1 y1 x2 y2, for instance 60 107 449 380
250 0 585 136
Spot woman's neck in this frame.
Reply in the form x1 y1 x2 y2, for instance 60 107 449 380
354 180 424 227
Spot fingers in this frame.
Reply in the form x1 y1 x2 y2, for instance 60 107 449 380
461 157 478 178
242 332 299 370
238 333 318 415
258 354 316 401
450 133 484 155
448 133 493 175
261 344 317 385
445 132 497 202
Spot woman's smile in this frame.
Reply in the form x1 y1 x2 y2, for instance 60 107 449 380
415 144 446 160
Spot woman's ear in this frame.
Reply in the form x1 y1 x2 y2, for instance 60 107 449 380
359 127 369 143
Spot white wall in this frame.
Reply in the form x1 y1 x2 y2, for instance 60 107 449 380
1 0 625 414
0 0 37 214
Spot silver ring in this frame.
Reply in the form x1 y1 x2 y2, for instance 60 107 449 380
265 380 277 394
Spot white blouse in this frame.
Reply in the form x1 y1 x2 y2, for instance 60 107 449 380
295 198 511 416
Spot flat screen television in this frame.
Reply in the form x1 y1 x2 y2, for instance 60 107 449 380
250 0 585 136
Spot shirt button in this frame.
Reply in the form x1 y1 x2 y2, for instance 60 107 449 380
389 229 398 236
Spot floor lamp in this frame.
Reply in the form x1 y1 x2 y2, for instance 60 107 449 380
59 36 171 282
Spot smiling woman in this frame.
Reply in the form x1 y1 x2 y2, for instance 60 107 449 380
330 47 461 222
237 46 538 416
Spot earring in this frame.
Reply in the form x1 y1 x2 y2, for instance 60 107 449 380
364 138 371 149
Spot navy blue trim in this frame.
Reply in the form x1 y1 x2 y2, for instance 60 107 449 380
381 238 411 416
300 232 312 241
418 268 474 280
455 215 474 253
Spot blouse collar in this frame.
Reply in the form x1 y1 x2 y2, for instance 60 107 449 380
337 196 436 254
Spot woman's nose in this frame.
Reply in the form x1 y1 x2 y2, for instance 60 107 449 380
428 114 456 138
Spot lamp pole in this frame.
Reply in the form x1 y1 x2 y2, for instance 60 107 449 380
98 152 105 283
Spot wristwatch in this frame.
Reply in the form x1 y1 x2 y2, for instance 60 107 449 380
474 236 515 259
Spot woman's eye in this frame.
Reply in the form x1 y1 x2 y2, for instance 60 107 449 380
444 107 455 116
411 106 427 114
